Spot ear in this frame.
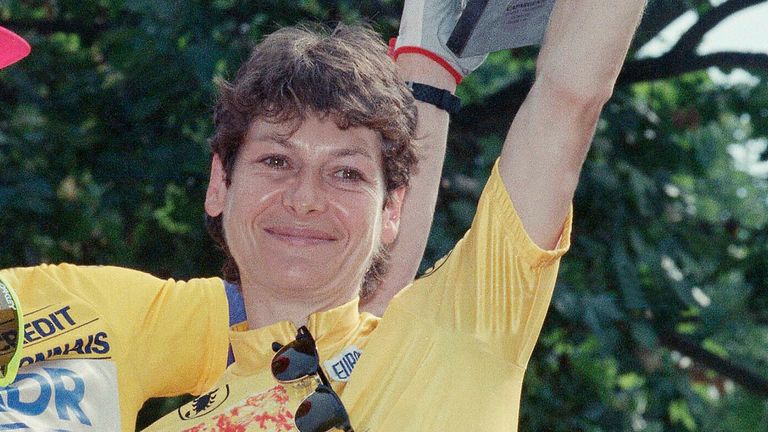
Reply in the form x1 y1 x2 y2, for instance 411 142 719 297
380 186 406 245
205 153 228 217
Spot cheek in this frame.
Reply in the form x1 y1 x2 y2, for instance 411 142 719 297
340 186 380 212
221 182 284 251
225 179 282 217
330 189 384 235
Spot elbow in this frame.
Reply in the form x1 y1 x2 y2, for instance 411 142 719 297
534 73 614 112
528 76 609 153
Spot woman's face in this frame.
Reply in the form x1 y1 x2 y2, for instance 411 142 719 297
205 114 403 300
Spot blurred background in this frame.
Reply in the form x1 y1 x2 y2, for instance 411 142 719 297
1 0 767 430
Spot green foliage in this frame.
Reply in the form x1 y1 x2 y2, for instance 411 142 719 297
2 0 768 430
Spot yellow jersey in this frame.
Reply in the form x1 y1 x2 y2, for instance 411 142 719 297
0 265 231 430
147 161 572 431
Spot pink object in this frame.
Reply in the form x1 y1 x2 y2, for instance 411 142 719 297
389 37 463 85
0 26 31 69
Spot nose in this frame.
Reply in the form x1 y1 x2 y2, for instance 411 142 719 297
282 169 327 215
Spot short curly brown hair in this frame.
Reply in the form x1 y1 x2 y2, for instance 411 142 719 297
206 23 419 298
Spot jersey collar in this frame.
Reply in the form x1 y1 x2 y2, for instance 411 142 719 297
228 297 363 375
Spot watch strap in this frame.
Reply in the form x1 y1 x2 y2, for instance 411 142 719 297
406 82 461 114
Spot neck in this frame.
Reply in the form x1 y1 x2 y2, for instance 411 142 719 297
240 281 358 330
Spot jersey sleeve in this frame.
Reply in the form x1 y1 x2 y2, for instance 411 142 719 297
389 160 572 368
0 264 230 398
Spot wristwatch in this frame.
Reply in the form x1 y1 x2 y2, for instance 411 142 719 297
405 82 461 114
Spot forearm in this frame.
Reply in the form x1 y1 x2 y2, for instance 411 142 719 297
359 54 455 316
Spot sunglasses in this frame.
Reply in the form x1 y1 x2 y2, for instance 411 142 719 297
0 278 23 387
271 326 355 432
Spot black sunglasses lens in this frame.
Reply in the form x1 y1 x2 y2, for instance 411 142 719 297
271 338 319 382
295 386 350 432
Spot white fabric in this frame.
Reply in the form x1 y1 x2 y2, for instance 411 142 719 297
396 0 486 76
0 359 121 431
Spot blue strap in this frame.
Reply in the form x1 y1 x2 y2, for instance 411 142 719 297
224 281 246 366
224 281 246 326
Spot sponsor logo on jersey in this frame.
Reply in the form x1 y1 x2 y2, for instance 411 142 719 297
0 304 111 366
323 345 362 382
178 385 230 420
21 306 77 343
179 385 294 432
0 359 121 431
19 332 111 368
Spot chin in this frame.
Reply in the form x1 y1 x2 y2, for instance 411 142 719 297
261 265 336 292
241 252 370 296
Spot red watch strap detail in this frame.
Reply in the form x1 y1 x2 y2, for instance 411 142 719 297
388 37 397 59
391 45 463 85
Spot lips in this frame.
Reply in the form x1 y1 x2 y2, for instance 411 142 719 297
264 226 337 246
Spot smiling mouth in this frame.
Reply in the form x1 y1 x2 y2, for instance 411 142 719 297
264 227 337 246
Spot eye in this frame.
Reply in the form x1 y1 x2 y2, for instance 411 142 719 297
260 155 289 169
333 168 364 182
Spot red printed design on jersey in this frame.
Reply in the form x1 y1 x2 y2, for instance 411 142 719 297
182 385 295 432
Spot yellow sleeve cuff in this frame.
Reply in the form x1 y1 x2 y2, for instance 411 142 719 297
485 159 572 268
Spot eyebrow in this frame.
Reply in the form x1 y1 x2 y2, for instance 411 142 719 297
331 146 375 160
266 134 376 160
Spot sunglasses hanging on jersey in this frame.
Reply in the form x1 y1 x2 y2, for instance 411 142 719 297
271 326 355 432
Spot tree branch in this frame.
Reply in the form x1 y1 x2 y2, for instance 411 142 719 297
657 330 768 397
459 1 768 125
455 49 768 140
669 0 766 57
618 51 768 85
632 0 690 49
